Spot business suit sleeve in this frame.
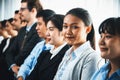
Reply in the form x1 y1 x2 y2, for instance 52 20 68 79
5 36 20 67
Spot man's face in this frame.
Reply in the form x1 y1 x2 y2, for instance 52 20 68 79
19 2 31 21
36 17 47 39
12 13 21 30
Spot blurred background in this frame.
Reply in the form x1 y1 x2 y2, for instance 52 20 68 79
0 0 120 52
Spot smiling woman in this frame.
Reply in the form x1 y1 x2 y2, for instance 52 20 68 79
0 0 120 52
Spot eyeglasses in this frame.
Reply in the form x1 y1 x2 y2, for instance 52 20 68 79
20 7 28 11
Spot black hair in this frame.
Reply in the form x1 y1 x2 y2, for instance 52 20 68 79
36 9 55 25
21 0 43 12
66 8 95 49
15 10 19 14
1 20 7 28
48 14 65 31
99 17 120 36
8 18 13 23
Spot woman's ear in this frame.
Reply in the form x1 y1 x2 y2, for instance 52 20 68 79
86 26 92 34
31 8 35 12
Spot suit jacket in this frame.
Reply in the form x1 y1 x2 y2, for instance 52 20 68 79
0 37 16 57
26 44 70 80
0 38 7 55
0 37 16 80
5 23 43 67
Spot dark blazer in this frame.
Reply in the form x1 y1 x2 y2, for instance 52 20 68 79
0 37 16 57
5 23 43 67
26 44 70 80
0 37 16 80
0 38 8 55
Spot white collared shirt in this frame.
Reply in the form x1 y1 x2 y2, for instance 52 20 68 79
50 42 67 59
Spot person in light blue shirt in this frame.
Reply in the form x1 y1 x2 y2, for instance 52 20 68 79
91 17 120 80
17 9 55 80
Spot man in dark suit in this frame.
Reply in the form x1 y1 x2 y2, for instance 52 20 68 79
5 0 43 77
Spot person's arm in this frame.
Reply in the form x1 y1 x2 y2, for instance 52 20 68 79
81 52 100 80
17 41 45 80
5 35 19 68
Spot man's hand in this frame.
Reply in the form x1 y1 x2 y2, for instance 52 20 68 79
17 76 23 80
11 64 20 75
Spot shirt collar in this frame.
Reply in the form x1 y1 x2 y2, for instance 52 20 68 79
73 41 91 57
50 42 67 59
100 61 120 77
65 41 91 61
26 22 36 32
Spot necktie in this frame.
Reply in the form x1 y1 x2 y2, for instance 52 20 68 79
20 30 28 50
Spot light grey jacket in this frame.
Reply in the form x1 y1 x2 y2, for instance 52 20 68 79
60 43 101 80
71 47 100 80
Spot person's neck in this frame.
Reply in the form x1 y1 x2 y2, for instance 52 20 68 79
108 60 120 77
54 41 65 50
27 18 37 27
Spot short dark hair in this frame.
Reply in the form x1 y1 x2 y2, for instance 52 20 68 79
1 20 7 28
99 17 120 36
48 14 65 31
15 10 19 14
21 0 43 12
8 18 13 24
36 9 55 25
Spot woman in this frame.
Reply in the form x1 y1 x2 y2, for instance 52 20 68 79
54 8 101 80
91 17 120 80
26 14 70 80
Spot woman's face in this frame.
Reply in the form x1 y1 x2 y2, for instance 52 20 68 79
63 14 90 48
46 21 63 46
99 32 120 60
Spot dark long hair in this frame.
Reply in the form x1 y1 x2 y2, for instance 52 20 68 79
66 8 95 49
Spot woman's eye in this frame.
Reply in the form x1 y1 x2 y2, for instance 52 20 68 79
72 26 78 29
63 26 68 29
105 35 112 38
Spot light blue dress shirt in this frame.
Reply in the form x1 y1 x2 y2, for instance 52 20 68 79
17 40 53 80
91 62 120 80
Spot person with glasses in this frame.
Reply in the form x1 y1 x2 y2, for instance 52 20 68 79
5 0 43 78
17 9 55 80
